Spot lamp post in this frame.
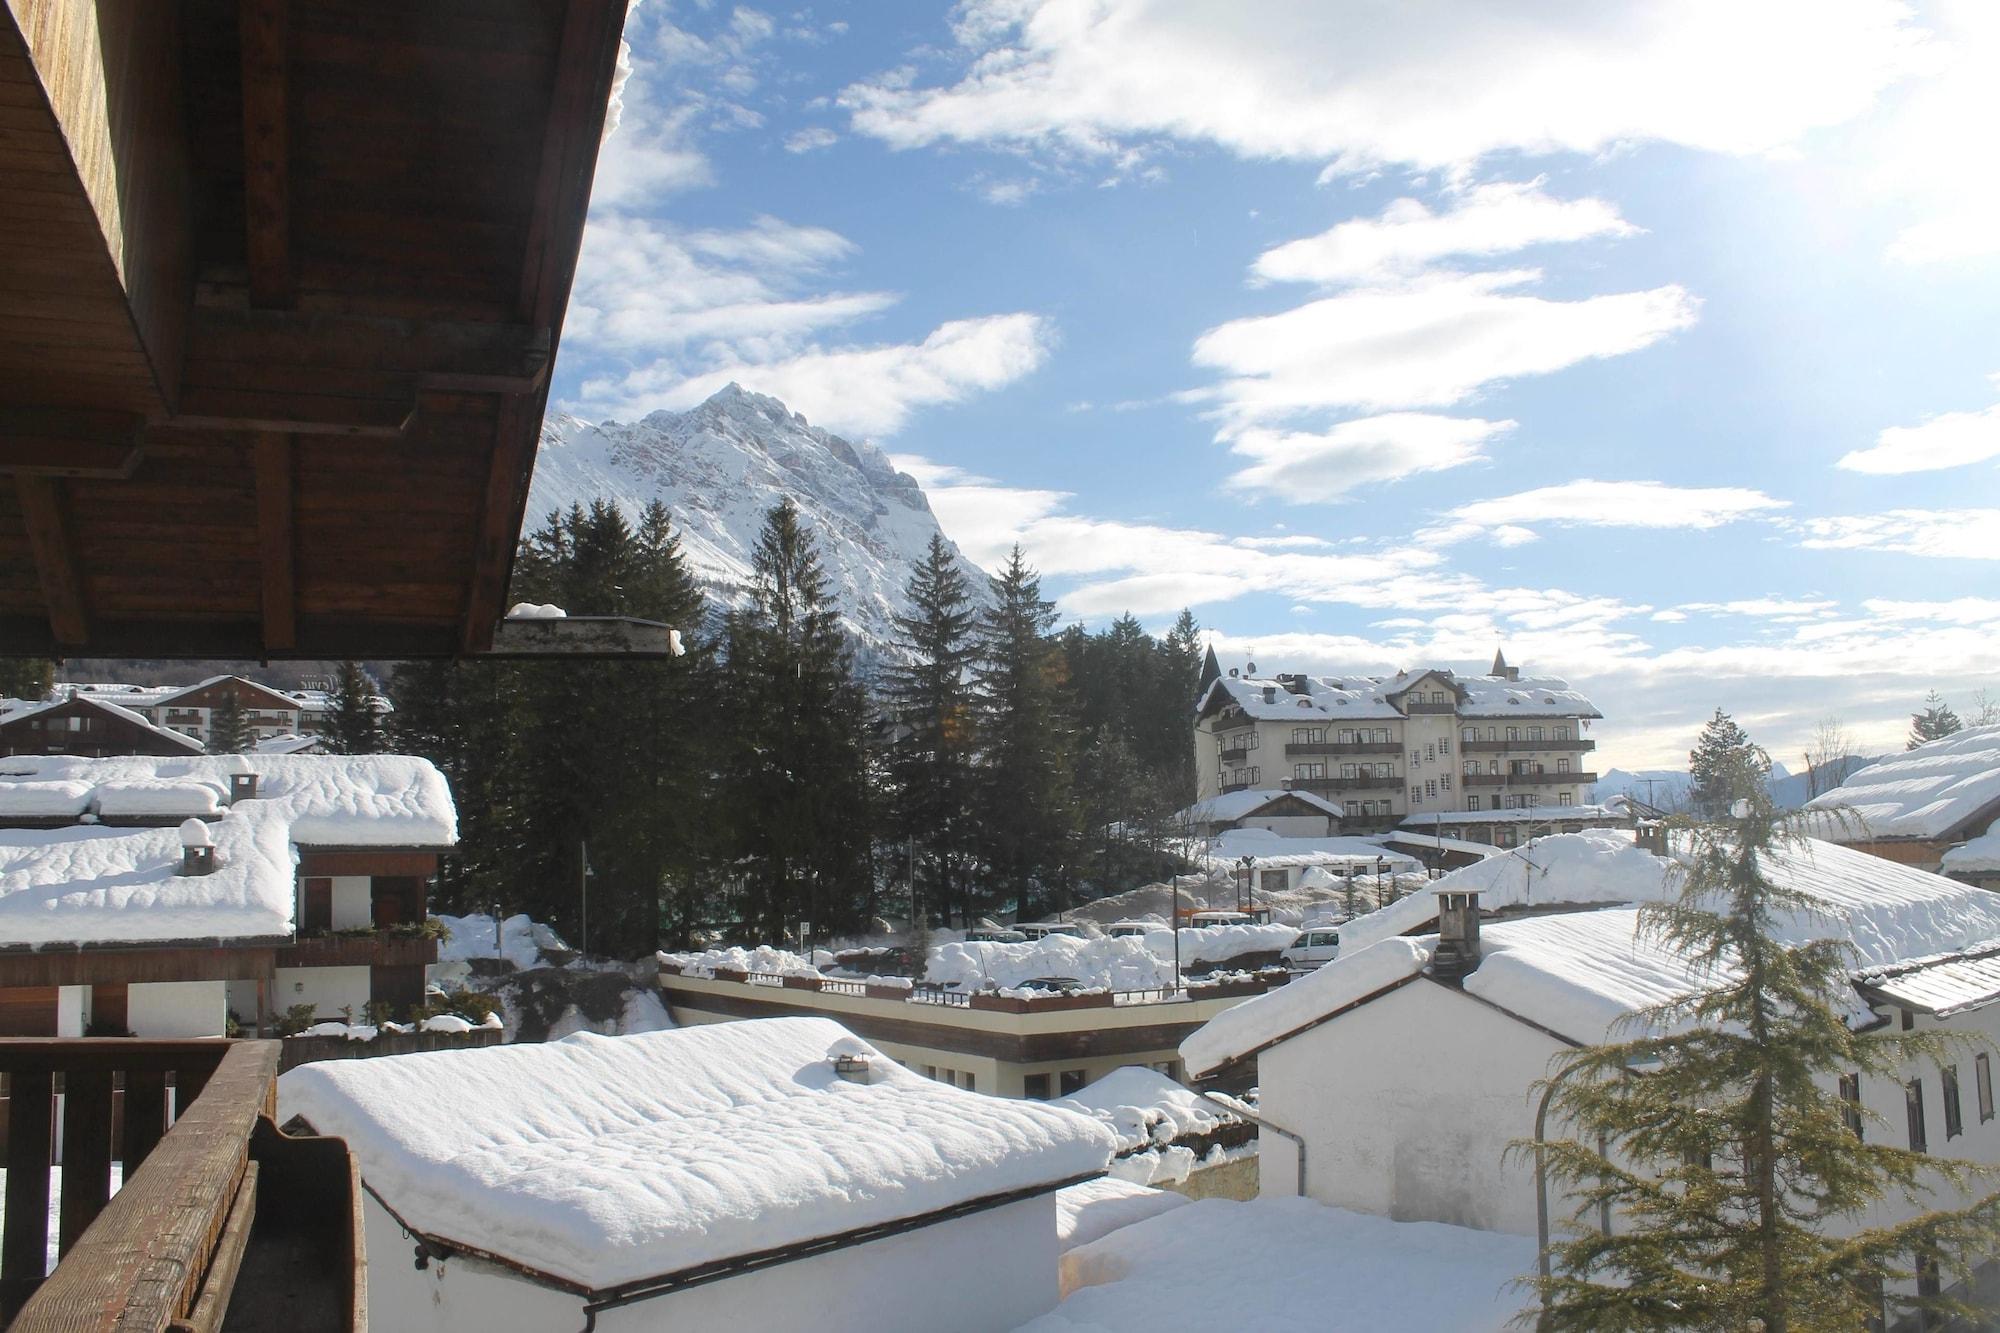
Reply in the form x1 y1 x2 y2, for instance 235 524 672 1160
1171 875 1182 994
1237 854 1255 913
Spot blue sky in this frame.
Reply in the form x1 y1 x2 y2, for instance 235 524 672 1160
551 0 2000 770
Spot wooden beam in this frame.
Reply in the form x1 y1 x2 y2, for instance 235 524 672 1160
0 408 143 477
14 475 88 648
168 388 416 436
186 306 552 388
238 0 291 309
254 432 295 652
485 614 682 658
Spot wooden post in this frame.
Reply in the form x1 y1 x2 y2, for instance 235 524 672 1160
2 1070 53 1316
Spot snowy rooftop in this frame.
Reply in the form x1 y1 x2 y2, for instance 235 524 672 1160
1944 830 2000 875
0 755 456 947
1198 667 1599 723
1054 1065 1235 1153
277 1018 1116 1291
1184 828 2000 1074
1396 802 1622 827
0 695 204 752
1856 946 2000 1018
1178 788 1344 824
1193 827 1420 869
1024 1196 1533 1332
1804 725 2000 841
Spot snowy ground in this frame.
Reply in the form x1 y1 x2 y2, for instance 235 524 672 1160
434 912 571 970
1019 1196 1535 1331
1065 867 1430 931
0 1164 124 1275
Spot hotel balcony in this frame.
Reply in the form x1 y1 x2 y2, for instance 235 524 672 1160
1460 738 1596 753
1401 700 1457 714
1283 740 1401 756
1293 775 1403 793
1461 771 1597 787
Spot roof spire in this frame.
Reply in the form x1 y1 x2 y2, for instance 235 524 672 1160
1490 646 1509 677
1197 642 1222 701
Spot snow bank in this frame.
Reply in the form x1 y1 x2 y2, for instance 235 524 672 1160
1055 1177 1189 1255
1055 1066 1234 1153
1022 1196 1534 1332
1182 937 1431 1077
93 780 222 819
506 602 567 619
1805 724 2000 840
929 924 1293 992
436 912 570 969
278 1018 1115 1289
0 781 92 819
657 943 820 977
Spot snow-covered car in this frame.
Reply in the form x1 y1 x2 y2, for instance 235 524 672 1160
966 927 1028 944
1106 920 1156 937
1017 976 1088 993
1280 926 1342 971
1188 910 1256 929
1017 922 1086 941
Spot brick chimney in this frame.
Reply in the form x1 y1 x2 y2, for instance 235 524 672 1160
179 818 216 876
1432 891 1482 981
229 771 259 804
1635 821 1669 857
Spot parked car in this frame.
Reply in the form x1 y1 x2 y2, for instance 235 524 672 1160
1280 926 1342 970
1016 976 1088 993
1017 922 1086 941
1188 910 1256 929
966 927 1028 944
1106 920 1157 937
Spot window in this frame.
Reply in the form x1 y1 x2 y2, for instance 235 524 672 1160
1409 786 1422 805
961 1071 976 1092
301 878 333 932
1463 727 1477 743
1339 728 1355 744
1907 1079 1928 1153
1555 725 1571 740
1917 1252 1942 1310
1294 763 1324 781
1945 1065 1964 1139
1468 796 1481 811
1024 1073 1051 1100
1557 758 1571 773
1439 737 1450 755
1558 791 1574 806
1979 1052 1993 1122
1528 726 1543 742
1840 1073 1863 1139
1430 691 1446 704
1425 743 1436 761
1293 727 1322 744
1410 749 1421 766
1440 773 1452 790
1059 1069 1087 1096
1341 763 1357 779
1506 727 1519 742
1425 780 1437 799
1494 829 1514 847
1260 869 1288 894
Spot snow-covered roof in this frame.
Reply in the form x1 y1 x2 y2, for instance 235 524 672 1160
277 1019 1115 1291
1377 830 1504 860
1178 788 1344 825
0 755 457 948
1055 1177 1190 1255
1024 1196 1533 1332
927 923 1296 992
0 694 205 753
1194 827 1419 870
1184 828 2000 1073
1943 830 2000 875
1054 1066 1235 1153
149 674 301 710
1197 668 1598 723
1856 945 2000 1018
1804 725 2000 841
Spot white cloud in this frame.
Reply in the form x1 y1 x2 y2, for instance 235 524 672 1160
1224 414 1514 502
840 0 1924 176
1252 179 1637 286
1672 598 1840 621
1873 1 2000 264
1788 509 2000 560
784 126 839 153
1188 271 1698 429
579 313 1055 436
1423 479 1789 545
1836 398 2000 474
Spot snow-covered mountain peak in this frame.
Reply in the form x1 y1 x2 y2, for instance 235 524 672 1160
529 386 990 661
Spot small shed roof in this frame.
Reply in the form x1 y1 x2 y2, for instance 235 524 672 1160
1805 725 2000 841
278 1019 1116 1292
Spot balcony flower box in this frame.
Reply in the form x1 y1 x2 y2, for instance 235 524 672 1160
710 967 748 984
1188 978 1266 1000
782 975 824 992
658 961 683 976
969 993 1029 1014
865 982 911 1001
1022 990 1112 1012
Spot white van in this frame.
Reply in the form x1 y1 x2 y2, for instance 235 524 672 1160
1188 910 1255 929
1280 926 1341 970
1106 920 1156 938
1017 922 1086 941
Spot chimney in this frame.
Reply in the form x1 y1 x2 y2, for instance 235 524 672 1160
1262 686 1277 705
1277 673 1310 696
1432 890 1482 981
229 771 259 804
828 1036 876 1083
1635 821 1669 857
179 818 216 876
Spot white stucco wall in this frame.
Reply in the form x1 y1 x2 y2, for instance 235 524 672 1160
329 876 375 930
275 965 372 1022
363 1190 1064 1333
126 981 229 1038
1256 976 1564 1235
56 985 87 1038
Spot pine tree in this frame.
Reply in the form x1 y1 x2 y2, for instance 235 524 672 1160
1527 779 2000 1331
0 658 54 701
208 690 253 753
883 533 979 928
1909 690 1963 750
973 546 1077 920
1688 708 1769 818
324 662 381 754
721 500 875 942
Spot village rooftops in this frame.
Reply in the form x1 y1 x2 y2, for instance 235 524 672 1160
0 754 456 948
1 693 205 752
1181 828 2000 1076
277 1018 1117 1293
1196 668 1600 724
1396 802 1622 828
1194 827 1420 871
1805 724 2000 842
1181 788 1345 824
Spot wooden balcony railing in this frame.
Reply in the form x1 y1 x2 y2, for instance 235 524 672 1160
1283 740 1401 756
1461 771 1596 787
1460 738 1595 753
0 1039 364 1331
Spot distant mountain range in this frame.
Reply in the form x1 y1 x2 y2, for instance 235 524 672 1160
528 384 994 661
1593 754 1882 811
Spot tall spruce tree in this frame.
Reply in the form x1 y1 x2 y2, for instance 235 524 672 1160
208 691 252 753
1527 778 2000 1331
883 534 979 927
721 500 875 942
1909 690 1963 750
973 546 1077 919
324 661 381 754
0 658 53 701
1689 708 1769 818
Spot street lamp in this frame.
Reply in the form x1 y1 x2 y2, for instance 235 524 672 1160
1237 854 1256 913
